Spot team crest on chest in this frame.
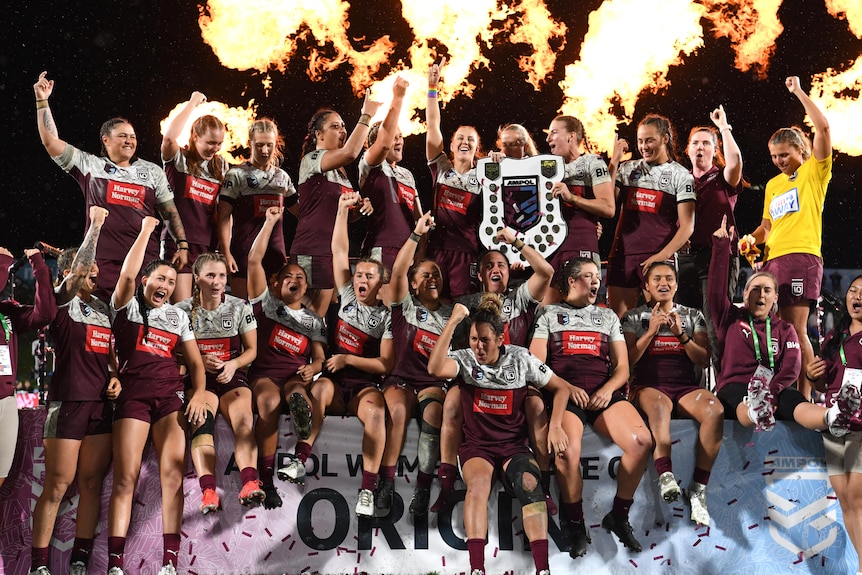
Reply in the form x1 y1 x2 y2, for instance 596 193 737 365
277 305 287 318
367 315 380 329
659 171 671 187
557 313 569 326
472 365 485 381
165 310 179 328
501 364 516 383
247 175 259 188
104 164 117 174
416 308 428 323
301 316 313 331
591 313 603 326
343 302 356 314
502 300 513 316
137 169 149 181
221 314 233 330
79 302 92 317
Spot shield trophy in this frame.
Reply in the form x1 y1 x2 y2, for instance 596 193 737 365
477 154 567 267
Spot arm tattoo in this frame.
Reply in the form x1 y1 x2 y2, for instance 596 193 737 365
56 217 104 304
40 109 58 138
158 200 187 242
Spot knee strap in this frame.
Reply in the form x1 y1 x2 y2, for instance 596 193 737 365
191 409 216 450
505 453 544 508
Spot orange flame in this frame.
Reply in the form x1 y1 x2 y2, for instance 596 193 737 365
809 0 862 156
160 100 258 163
558 0 705 154
699 0 784 79
504 0 568 90
198 0 395 94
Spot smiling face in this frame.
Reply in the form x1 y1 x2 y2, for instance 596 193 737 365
478 251 509 295
637 123 669 164
687 130 716 172
769 141 804 176
316 112 347 151
744 273 778 320
142 265 177 308
102 122 137 165
353 261 383 304
546 119 577 158
410 261 442 304
565 261 601 306
450 126 479 165
644 264 677 304
469 321 504 365
192 127 225 161
194 260 228 300
276 264 308 306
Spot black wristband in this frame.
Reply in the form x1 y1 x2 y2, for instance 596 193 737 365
409 232 421 243
678 335 691 345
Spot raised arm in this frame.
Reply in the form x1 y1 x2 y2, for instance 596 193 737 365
496 227 553 301
389 211 435 304
710 105 743 187
625 303 662 366
33 71 67 158
319 90 383 172
332 192 359 289
787 76 831 161
427 302 468 379
247 207 282 300
426 58 446 161
364 77 409 166
57 206 108 305
161 91 207 161
114 216 160 308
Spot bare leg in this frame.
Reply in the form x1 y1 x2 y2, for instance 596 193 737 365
780 303 815 399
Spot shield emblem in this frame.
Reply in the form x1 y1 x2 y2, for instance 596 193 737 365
137 169 149 181
592 313 603 326
416 308 428 323
301 316 313 331
222 315 233 330
368 316 380 328
484 162 500 181
472 366 484 381
80 302 92 317
660 171 671 187
503 176 540 231
502 301 513 316
557 313 569 326
165 310 179 327
791 279 804 296
502 365 516 383
541 160 558 179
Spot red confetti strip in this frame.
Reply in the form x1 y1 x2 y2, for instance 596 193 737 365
371 546 376 556
265 528 272 537
138 559 145 569
748 524 759 530
762 470 775 476
308 551 319 556
190 556 196 566
629 559 638 567
493 547 498 558
189 571 198 575
590 524 600 528
671 439 681 445
715 545 726 551
693 539 702 547
743 461 750 470
673 513 684 518
181 530 189 538
650 543 657 550
763 460 774 465
301 567 310 573
246 515 257 519
768 449 779 454
222 542 230 552
357 553 361 564
282 534 292 542
727 498 738 505
242 531 252 537
405 475 411 484
827 495 839 500
442 556 446 567
289 540 296 551
653 555 664 560
189 543 193 555
264 551 272 561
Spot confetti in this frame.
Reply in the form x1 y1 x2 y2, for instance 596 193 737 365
309 551 319 556
768 449 779 455
222 542 230 552
190 556 196 566
693 539 702 547
493 547 498 558
715 545 726 551
282 534 292 542
653 555 664 560
442 556 446 567
181 530 189 538
264 551 272 561
290 540 296 550
265 528 272 537
748 524 759 530
242 531 252 537
743 461 750 470
727 499 738 505
371 546 376 557
629 559 638 567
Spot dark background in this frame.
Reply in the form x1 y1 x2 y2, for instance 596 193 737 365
4 0 861 267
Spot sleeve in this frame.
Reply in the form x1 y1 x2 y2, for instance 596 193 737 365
220 167 243 202
249 289 268 307
771 324 801 395
238 301 257 334
282 170 297 198
608 313 625 343
675 167 697 203
381 312 393 340
151 162 174 204
51 142 85 173
12 254 56 331
516 279 540 307
621 310 640 335
708 235 732 331
311 314 328 345
691 309 707 335
525 351 553 388
532 307 551 339
761 182 774 222
178 309 195 343
586 155 612 186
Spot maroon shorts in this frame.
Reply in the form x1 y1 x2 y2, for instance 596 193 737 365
290 254 335 290
433 249 477 299
114 391 185 424
163 238 213 275
630 384 702 411
365 246 401 280
458 442 530 470
234 245 287 280
43 400 113 440
607 254 677 290
382 375 446 394
564 394 626 425
761 253 823 307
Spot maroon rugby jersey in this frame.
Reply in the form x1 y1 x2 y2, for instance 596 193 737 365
821 328 862 432
330 282 392 391
709 235 801 396
358 154 416 253
53 144 172 264
610 160 695 258
532 302 623 395
388 293 451 386
622 303 706 388
452 345 551 450
456 282 539 348
291 150 355 257
428 153 482 254
110 296 193 396
559 154 612 256
690 166 742 251
49 291 112 401
161 149 227 247
0 254 55 399
248 290 327 381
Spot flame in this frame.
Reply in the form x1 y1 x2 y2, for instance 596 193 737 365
558 0 705 154
699 0 784 79
808 0 862 156
160 100 258 163
504 0 568 90
198 0 395 94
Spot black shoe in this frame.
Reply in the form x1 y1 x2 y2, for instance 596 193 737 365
262 483 283 510
374 478 394 517
601 512 642 552
409 486 430 517
566 520 591 558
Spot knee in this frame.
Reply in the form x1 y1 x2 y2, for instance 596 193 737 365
387 403 409 427
233 412 255 437
625 427 655 460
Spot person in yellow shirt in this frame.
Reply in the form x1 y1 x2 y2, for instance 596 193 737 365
740 75 832 398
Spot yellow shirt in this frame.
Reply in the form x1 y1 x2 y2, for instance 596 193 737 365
762 155 831 260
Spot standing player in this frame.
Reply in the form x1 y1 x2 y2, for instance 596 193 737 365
106 217 207 575
426 58 484 301
175 253 261 514
160 91 228 302
34 71 189 300
30 208 120 575
217 118 296 301
607 114 695 317
428 297 570 575
291 92 380 315
740 76 833 398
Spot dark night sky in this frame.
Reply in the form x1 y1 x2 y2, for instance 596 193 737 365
4 0 861 268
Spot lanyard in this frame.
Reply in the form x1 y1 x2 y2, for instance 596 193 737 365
840 334 847 367
0 311 9 342
749 315 774 371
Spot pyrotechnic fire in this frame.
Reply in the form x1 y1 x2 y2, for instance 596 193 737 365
558 0 705 154
699 0 784 79
198 0 395 94
808 0 862 156
160 100 259 162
